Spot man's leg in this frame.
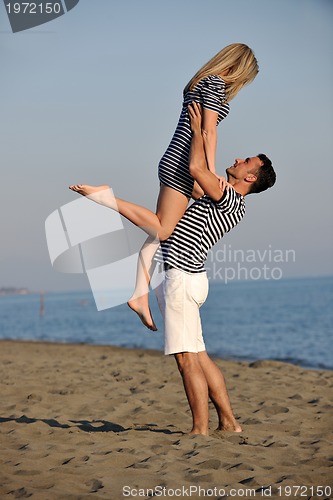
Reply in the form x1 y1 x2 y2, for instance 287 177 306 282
157 270 210 435
174 352 209 436
198 351 242 432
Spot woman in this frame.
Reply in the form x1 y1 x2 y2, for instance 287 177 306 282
70 43 259 330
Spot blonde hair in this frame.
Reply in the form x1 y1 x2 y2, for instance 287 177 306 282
184 43 259 102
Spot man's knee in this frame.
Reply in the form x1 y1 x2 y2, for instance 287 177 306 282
174 352 198 374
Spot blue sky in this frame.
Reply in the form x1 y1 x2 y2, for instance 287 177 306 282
0 0 332 292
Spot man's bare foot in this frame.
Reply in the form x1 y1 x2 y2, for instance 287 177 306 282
189 428 209 436
69 184 110 197
216 421 242 433
127 296 157 332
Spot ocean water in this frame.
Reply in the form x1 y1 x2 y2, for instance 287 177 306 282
0 276 332 371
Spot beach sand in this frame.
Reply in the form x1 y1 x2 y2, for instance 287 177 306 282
0 340 332 499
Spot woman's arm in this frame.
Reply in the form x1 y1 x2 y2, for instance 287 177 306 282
201 107 219 173
188 103 227 202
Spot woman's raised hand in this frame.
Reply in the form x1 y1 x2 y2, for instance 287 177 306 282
188 101 202 134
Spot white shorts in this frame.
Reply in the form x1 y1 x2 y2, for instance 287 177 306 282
155 267 209 355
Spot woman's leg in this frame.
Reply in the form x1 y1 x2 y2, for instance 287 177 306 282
127 185 189 329
69 184 188 240
126 235 160 330
69 184 189 329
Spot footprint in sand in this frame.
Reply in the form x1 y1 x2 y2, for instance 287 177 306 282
85 479 104 493
198 459 222 470
14 470 40 476
185 471 213 483
288 393 303 400
49 389 74 395
227 462 254 471
8 487 32 498
127 457 152 469
242 417 261 425
26 394 42 402
255 405 290 416
239 477 258 487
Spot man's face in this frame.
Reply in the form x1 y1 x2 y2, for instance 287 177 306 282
226 156 263 181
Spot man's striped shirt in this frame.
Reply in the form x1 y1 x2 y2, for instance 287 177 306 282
155 187 245 273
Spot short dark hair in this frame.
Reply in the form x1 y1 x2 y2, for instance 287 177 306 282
248 153 276 194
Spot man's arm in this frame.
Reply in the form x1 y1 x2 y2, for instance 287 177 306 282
191 180 205 200
188 102 226 201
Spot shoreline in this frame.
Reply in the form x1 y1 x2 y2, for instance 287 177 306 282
1 337 332 372
1 340 332 498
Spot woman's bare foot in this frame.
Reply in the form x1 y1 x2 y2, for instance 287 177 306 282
69 184 110 197
127 295 157 332
69 184 118 210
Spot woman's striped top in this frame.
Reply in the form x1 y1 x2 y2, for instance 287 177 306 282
158 75 230 198
155 188 245 273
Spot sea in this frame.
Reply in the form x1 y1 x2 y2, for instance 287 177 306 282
0 276 332 371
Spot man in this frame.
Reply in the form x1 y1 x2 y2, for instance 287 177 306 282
69 102 276 435
153 102 276 435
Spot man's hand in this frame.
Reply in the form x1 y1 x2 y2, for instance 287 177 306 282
214 174 231 193
188 101 202 135
215 174 227 191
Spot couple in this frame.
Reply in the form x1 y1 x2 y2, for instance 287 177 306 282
70 44 276 435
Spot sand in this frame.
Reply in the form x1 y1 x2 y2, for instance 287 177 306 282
0 340 332 499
